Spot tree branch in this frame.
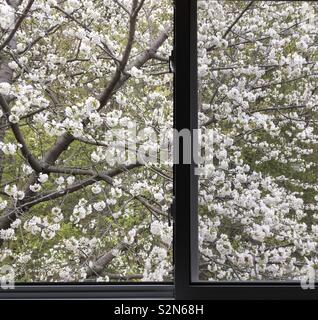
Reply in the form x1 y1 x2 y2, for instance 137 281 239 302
98 0 142 110
0 19 171 233
0 94 42 171
207 0 255 52
86 243 128 277
0 164 141 230
0 0 34 52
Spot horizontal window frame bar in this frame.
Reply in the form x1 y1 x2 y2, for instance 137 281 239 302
0 284 174 299
175 283 318 300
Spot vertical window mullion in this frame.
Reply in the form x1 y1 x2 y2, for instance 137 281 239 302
174 0 198 299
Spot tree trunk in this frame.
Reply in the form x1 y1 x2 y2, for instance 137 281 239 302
0 0 16 218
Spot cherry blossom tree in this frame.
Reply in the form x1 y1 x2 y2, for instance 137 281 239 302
1 0 318 284
0 0 173 282
198 0 318 281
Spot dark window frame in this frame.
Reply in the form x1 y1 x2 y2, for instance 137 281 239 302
1 0 318 300
174 0 318 300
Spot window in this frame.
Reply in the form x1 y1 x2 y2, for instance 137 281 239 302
197 0 318 282
0 0 174 298
174 0 318 300
0 0 318 300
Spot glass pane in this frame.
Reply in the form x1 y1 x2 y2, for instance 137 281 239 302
198 0 318 281
0 0 173 283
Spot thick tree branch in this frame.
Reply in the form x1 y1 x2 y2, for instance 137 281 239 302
44 164 167 217
113 25 171 93
86 243 128 277
98 0 142 110
0 20 171 233
0 94 42 172
0 164 141 230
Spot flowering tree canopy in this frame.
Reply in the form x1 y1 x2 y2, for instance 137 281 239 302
198 0 318 281
0 0 318 283
0 0 173 282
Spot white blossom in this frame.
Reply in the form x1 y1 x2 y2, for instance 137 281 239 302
0 82 11 95
93 201 106 212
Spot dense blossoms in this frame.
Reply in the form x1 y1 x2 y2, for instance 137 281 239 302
0 0 318 283
198 0 318 280
0 0 173 282
0 2 14 30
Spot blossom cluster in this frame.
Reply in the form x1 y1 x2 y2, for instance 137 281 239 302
197 0 318 280
0 0 173 283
